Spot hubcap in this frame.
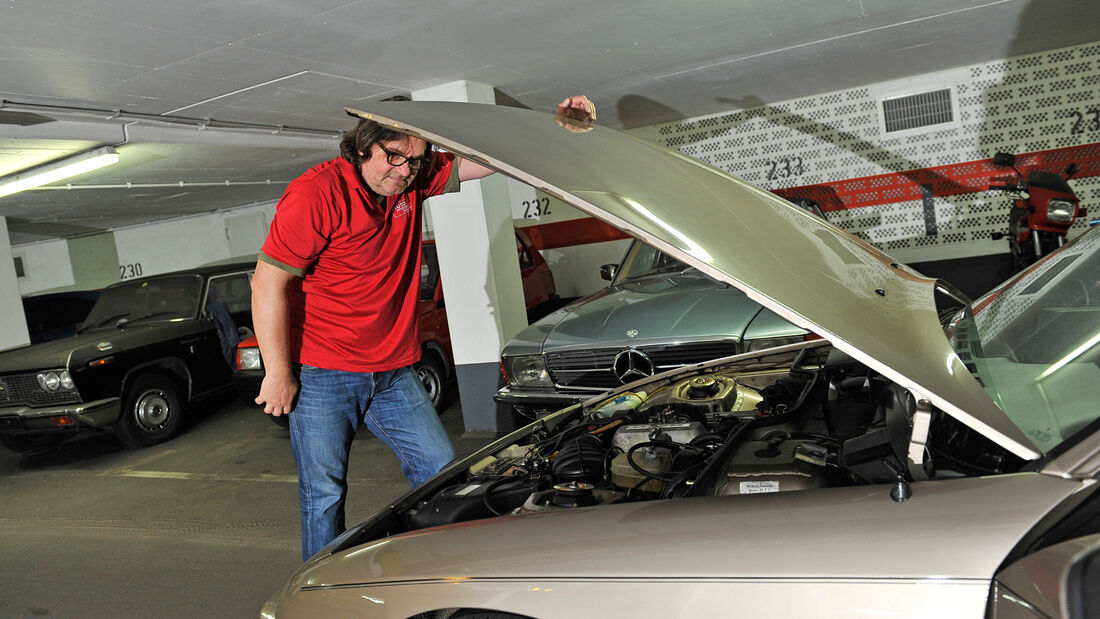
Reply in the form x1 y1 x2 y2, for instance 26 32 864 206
417 367 439 402
134 390 171 431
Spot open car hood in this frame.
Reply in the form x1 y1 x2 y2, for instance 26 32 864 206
347 101 1039 460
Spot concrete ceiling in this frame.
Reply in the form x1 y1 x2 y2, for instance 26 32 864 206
1 0 1097 246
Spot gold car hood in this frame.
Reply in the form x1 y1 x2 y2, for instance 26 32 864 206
347 101 1039 460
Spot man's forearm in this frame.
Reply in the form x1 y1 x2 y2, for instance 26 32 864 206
251 261 295 378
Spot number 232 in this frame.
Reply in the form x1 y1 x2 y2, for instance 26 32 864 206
523 198 550 218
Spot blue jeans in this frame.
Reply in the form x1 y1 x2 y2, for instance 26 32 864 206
288 364 455 561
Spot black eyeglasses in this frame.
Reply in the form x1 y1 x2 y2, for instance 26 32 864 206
377 145 431 171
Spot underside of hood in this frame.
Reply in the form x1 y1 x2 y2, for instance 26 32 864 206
346 101 1039 460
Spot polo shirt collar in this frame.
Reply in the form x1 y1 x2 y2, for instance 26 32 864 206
335 156 384 208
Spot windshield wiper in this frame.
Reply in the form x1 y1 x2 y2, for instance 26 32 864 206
122 311 179 326
78 312 132 333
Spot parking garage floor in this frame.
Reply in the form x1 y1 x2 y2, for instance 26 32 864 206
0 391 493 619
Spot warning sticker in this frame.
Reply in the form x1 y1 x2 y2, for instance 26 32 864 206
454 483 482 496
739 481 780 494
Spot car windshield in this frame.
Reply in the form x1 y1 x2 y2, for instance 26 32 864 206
615 241 690 282
949 229 1100 455
79 275 202 331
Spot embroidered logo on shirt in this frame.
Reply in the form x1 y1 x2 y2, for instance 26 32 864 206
392 197 413 220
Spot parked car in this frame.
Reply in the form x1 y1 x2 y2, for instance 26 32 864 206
514 226 558 319
234 231 556 415
0 263 254 453
262 101 1100 618
496 233 816 419
21 289 101 344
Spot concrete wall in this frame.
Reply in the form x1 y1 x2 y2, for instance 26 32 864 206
13 202 275 296
0 216 30 350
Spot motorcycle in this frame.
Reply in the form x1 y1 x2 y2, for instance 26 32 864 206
989 152 1084 274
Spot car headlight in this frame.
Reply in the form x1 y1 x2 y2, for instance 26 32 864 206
237 347 263 371
37 370 75 392
1047 199 1076 223
744 335 806 353
504 355 553 388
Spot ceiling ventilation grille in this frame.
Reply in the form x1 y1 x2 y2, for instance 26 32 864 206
881 88 954 133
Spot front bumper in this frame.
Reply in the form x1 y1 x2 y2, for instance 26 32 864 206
0 397 121 434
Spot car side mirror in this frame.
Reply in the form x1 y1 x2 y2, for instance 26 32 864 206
1066 162 1079 177
600 264 617 281
992 152 1016 167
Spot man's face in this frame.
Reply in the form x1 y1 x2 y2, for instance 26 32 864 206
358 136 429 197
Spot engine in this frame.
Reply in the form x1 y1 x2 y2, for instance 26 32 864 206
405 347 1017 530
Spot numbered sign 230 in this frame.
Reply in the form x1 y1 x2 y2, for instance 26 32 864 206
119 263 144 280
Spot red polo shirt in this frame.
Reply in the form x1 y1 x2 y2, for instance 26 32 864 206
260 153 458 372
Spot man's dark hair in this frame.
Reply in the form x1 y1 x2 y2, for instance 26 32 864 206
339 95 433 166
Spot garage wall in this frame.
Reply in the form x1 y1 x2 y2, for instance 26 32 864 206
12 239 74 294
68 234 119 292
636 41 1100 266
0 216 31 350
12 202 275 296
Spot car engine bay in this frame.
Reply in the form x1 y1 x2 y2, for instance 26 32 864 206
401 343 1024 532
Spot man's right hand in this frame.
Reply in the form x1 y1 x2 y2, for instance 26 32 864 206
256 373 299 416
251 259 302 417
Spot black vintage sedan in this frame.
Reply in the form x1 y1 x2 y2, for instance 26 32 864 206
0 262 254 452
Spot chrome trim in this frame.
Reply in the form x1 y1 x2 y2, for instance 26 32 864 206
493 388 592 404
0 397 121 428
535 335 741 356
302 574 989 592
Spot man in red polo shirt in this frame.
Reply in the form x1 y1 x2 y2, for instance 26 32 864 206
252 96 595 561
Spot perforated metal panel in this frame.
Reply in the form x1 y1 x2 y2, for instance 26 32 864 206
650 43 1100 262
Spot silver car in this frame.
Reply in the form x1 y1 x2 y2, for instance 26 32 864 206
263 101 1100 619
496 237 811 418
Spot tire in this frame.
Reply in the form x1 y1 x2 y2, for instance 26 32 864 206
414 355 446 412
115 374 184 448
0 432 63 453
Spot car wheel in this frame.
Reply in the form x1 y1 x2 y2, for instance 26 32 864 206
115 374 184 448
0 432 63 453
414 355 446 412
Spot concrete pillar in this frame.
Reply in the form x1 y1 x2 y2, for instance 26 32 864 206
0 218 31 350
413 81 527 434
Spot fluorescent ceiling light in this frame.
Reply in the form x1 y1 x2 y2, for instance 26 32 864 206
0 146 120 198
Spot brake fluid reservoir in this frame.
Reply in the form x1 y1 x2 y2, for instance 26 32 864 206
610 448 671 493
